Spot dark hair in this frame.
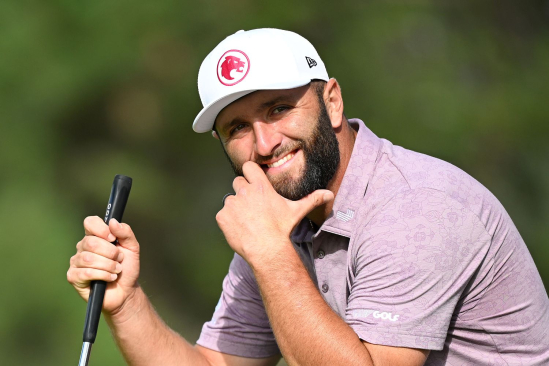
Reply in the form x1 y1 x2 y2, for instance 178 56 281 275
310 79 347 123
310 79 327 105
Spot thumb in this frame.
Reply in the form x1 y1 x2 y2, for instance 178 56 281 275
109 218 140 253
294 189 334 217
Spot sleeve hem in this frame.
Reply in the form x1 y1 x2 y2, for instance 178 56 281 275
352 326 446 351
196 332 280 358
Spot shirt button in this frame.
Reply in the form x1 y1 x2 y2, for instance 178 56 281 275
317 250 325 259
322 283 329 293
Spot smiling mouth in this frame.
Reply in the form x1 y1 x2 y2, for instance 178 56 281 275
261 150 298 169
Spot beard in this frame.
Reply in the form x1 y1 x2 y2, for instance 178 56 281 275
224 98 340 200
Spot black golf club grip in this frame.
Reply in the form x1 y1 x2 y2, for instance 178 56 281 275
82 175 132 343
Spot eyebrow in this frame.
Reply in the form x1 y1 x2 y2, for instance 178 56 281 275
255 95 291 114
219 93 297 136
221 118 246 132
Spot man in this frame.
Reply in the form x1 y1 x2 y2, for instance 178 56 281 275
67 29 549 365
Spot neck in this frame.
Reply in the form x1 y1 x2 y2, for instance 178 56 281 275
307 120 358 226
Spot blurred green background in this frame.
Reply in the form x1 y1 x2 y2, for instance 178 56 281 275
1 0 548 364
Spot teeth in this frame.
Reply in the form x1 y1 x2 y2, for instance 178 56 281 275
267 152 295 168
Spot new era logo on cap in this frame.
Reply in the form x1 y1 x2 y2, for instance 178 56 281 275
217 50 250 86
305 56 317 68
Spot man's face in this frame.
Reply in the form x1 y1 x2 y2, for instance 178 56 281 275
214 83 340 200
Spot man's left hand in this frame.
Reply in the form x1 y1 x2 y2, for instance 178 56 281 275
216 161 334 265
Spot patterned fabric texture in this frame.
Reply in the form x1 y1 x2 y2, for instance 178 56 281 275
197 119 549 365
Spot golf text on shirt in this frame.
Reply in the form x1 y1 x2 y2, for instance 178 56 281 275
351 310 400 322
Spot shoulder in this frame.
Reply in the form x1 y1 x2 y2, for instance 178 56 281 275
361 139 506 233
349 141 499 269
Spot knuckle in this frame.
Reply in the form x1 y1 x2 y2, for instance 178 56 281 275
84 216 108 236
82 252 93 264
83 215 98 228
313 195 320 205
110 247 119 260
85 238 96 251
84 268 94 279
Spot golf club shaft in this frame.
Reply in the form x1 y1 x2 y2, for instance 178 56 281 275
79 174 132 366
78 342 92 366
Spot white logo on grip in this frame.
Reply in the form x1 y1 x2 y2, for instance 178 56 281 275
104 203 111 221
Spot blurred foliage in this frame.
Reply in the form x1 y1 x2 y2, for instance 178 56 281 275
1 0 548 364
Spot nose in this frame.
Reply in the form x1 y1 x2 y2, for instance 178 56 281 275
253 122 282 157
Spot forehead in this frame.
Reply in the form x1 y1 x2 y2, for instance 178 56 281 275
214 84 312 130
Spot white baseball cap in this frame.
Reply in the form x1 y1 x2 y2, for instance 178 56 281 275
193 28 329 133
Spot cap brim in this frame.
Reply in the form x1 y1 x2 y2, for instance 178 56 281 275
192 77 314 133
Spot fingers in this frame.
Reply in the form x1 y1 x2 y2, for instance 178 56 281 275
71 251 122 274
67 267 119 288
108 219 140 253
68 241 123 288
84 216 116 242
232 176 248 194
242 161 269 185
76 235 121 260
294 189 334 218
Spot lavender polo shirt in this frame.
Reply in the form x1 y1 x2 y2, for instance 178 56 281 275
197 119 549 364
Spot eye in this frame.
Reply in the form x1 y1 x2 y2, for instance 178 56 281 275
272 106 289 115
229 123 247 136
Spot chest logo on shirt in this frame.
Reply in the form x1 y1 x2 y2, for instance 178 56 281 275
336 209 355 222
351 309 399 322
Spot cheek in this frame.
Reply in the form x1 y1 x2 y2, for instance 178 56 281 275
226 140 254 166
282 113 317 140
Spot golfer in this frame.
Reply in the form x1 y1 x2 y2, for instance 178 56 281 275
67 29 549 365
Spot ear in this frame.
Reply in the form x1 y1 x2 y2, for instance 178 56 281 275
212 130 220 140
323 78 344 129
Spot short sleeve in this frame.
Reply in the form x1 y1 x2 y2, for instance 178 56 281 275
196 253 280 358
345 188 491 350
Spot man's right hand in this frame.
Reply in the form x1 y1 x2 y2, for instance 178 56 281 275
67 216 282 366
67 216 141 315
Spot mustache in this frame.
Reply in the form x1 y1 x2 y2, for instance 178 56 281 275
255 141 304 165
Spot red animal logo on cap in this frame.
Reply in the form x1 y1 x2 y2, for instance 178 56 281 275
220 56 245 80
217 50 250 86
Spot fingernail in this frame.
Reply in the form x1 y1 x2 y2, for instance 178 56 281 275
107 233 116 242
111 274 118 281
117 252 124 262
115 263 122 273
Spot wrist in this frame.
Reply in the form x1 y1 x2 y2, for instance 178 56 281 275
105 285 147 327
248 238 301 275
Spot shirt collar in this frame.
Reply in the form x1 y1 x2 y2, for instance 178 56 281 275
291 119 382 243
